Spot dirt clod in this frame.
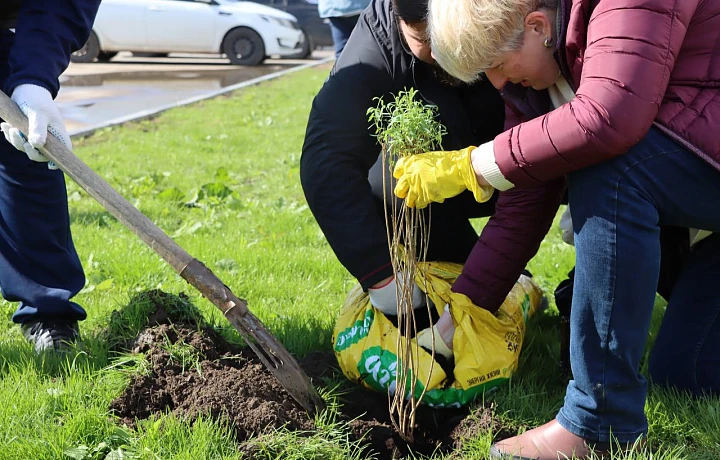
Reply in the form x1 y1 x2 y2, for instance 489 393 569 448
109 290 503 459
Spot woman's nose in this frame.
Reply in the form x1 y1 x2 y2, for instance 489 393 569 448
484 68 508 90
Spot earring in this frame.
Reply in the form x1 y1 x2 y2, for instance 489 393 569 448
543 37 554 48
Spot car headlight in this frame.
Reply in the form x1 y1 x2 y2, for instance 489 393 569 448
260 15 299 30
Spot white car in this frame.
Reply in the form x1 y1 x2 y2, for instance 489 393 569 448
72 0 305 65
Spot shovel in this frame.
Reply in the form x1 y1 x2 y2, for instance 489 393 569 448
0 90 325 415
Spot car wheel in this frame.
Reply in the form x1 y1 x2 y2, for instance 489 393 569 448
97 51 117 62
299 29 313 59
223 28 265 66
71 31 100 63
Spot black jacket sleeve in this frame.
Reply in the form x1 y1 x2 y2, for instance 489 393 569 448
5 0 102 97
301 11 400 289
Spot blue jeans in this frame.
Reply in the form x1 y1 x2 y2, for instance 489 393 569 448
0 139 86 324
328 15 359 59
557 127 720 443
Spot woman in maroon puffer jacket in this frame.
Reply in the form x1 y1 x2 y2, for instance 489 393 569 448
392 0 720 458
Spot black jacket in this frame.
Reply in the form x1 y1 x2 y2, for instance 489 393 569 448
1 0 101 98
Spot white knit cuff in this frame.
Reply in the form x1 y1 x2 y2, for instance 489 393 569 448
472 141 514 191
368 273 426 315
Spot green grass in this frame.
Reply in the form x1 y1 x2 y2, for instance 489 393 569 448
0 64 718 459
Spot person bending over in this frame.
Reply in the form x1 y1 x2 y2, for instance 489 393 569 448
301 0 565 355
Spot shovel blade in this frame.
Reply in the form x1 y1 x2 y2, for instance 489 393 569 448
224 305 326 414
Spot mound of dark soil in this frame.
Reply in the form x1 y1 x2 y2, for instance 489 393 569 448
109 290 505 459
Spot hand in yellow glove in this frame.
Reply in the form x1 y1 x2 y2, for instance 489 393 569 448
415 304 455 359
392 146 494 208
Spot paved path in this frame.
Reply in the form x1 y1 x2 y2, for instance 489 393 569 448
59 51 333 136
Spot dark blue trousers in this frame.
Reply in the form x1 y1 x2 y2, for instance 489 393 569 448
0 29 85 324
0 139 86 324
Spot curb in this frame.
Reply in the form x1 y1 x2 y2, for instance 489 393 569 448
69 56 334 139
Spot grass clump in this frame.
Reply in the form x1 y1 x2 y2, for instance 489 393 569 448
161 333 204 376
240 412 369 460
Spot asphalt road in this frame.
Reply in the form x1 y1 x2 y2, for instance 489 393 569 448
59 50 333 135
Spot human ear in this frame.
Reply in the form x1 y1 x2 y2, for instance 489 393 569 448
525 11 551 39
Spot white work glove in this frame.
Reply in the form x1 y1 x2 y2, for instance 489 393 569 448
1 83 69 170
368 272 427 315
416 304 454 359
559 206 574 246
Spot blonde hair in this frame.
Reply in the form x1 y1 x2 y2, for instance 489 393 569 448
428 0 552 83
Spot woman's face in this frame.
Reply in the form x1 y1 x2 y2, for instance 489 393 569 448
398 19 434 64
483 11 559 91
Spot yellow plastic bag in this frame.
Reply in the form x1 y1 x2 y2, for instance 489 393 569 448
333 261 543 408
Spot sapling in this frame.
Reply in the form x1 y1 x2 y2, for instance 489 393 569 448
367 88 447 441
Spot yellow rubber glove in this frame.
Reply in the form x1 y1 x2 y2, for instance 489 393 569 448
392 146 494 208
